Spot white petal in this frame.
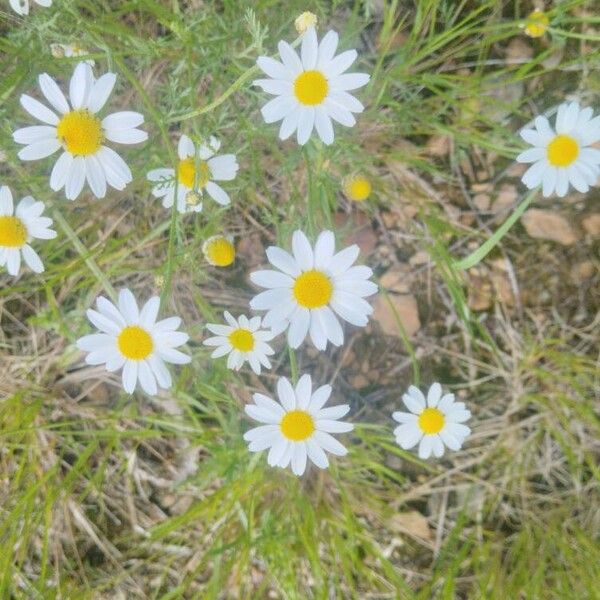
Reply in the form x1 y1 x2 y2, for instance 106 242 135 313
296 108 315 145
118 288 139 324
0 187 13 215
18 139 61 161
294 374 312 409
122 361 138 394
50 151 73 191
86 72 117 113
291 444 308 476
140 296 160 328
65 156 87 201
85 155 107 199
251 269 294 289
427 383 442 407
300 26 318 69
256 56 293 80
13 125 57 145
287 308 310 348
317 30 339 68
102 111 145 131
313 430 347 456
292 230 314 270
69 62 94 110
314 109 334 145
21 244 44 273
20 94 59 125
265 246 301 277
97 146 132 190
277 377 297 411
307 384 332 412
205 181 230 206
418 436 434 459
38 73 70 114
104 128 148 145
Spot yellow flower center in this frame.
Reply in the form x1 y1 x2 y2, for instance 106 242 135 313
56 110 104 156
524 9 549 38
229 328 254 352
547 134 579 168
117 326 154 360
293 270 333 309
344 176 372 202
204 236 235 267
0 216 27 248
294 70 329 106
280 410 315 441
177 158 210 189
418 408 445 435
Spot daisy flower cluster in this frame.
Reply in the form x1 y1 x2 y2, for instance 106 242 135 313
7 11 599 481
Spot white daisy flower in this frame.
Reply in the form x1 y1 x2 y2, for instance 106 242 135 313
249 230 377 351
76 289 191 396
203 311 275 375
147 134 239 214
392 383 472 459
254 27 370 145
50 42 95 67
517 101 600 197
13 62 148 201
9 0 51 16
244 374 353 476
0 185 56 277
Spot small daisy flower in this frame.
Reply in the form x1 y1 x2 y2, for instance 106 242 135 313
77 289 191 396
523 9 550 38
254 27 370 145
244 374 353 476
202 235 236 267
517 101 600 197
13 62 147 201
250 230 377 350
147 134 239 214
50 42 95 66
295 11 317 35
0 186 56 276
9 0 51 16
343 174 371 201
203 312 275 375
392 383 471 459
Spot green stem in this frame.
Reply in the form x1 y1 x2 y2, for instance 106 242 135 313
288 346 298 385
52 210 117 302
169 66 259 123
454 188 537 271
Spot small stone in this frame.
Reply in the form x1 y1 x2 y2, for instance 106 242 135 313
426 134 450 157
582 214 600 237
473 193 491 211
372 294 421 338
492 184 518 214
572 261 595 283
350 374 369 389
379 266 410 294
521 209 581 246
334 212 377 255
409 251 430 266
467 275 493 311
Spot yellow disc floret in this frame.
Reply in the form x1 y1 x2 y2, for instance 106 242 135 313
294 70 329 106
0 216 27 248
547 134 579 167
295 11 317 35
57 110 103 156
203 236 235 267
524 9 549 38
229 328 255 352
293 270 333 309
178 158 210 189
418 408 445 435
280 410 315 441
117 325 154 360
344 176 372 202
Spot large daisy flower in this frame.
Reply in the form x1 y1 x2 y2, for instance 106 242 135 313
249 230 377 350
254 27 370 145
517 101 600 197
203 312 275 375
0 186 56 276
244 374 353 476
9 0 51 15
76 289 191 396
146 134 239 214
392 383 472 459
13 62 148 201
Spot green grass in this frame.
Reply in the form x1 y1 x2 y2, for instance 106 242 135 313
1 0 600 598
